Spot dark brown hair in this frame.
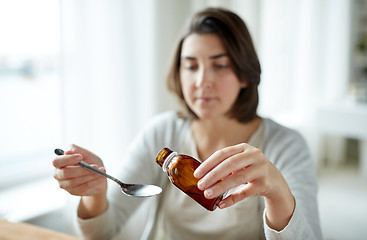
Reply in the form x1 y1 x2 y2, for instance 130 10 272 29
167 7 261 123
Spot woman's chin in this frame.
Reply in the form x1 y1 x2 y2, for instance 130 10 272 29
194 111 219 120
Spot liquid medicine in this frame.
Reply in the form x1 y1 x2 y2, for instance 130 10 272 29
156 147 224 211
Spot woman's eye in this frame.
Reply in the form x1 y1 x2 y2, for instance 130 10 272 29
184 64 197 70
215 64 228 69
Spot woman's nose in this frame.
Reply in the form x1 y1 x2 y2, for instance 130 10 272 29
195 68 213 88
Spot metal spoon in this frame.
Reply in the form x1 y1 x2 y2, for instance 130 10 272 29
54 148 162 197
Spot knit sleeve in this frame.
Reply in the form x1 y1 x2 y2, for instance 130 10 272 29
262 120 323 240
263 199 319 240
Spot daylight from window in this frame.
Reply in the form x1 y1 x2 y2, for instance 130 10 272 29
0 0 61 186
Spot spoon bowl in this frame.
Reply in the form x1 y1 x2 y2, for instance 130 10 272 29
54 148 162 197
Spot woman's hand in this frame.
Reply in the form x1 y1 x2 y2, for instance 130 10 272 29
53 144 108 219
53 144 107 196
194 143 295 231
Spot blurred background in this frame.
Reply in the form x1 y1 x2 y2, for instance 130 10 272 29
0 0 366 239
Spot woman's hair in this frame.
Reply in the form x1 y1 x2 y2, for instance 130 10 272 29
166 7 261 123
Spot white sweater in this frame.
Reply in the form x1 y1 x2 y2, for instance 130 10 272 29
77 111 323 240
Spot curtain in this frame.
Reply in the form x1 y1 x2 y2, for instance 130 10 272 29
257 0 351 164
258 0 351 121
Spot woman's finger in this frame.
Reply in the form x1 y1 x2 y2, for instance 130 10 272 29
194 143 246 179
53 154 82 168
202 165 257 199
69 144 103 166
58 174 104 190
217 182 259 209
67 177 107 196
54 163 106 180
54 165 94 180
197 151 251 190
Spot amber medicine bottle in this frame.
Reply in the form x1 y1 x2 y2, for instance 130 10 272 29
156 147 224 211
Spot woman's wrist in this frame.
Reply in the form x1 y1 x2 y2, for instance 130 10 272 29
264 184 295 231
77 192 108 219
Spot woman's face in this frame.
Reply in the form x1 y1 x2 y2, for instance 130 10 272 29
179 33 246 120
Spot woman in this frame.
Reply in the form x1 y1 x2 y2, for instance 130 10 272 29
53 7 322 240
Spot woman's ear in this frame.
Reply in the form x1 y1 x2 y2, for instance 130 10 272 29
240 80 248 89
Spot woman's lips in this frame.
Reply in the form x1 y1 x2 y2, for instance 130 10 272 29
195 97 215 103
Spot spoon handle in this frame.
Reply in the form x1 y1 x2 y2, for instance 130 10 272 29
54 148 124 186
78 161 123 186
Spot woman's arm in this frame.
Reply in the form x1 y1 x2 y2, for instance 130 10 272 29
77 193 108 219
194 131 322 239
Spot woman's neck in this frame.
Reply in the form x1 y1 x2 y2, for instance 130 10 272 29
191 116 261 161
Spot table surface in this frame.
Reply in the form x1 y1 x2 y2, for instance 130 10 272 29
0 219 80 240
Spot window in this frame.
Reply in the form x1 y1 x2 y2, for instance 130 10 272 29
0 0 61 187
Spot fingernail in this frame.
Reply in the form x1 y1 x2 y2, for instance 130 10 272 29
198 179 206 189
194 169 201 178
205 189 213 198
65 147 74 154
219 202 226 208
70 144 76 151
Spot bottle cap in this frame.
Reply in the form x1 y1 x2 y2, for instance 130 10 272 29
156 148 173 167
